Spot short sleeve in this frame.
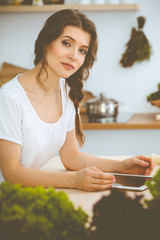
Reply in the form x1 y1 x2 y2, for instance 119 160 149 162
67 100 75 132
0 91 22 145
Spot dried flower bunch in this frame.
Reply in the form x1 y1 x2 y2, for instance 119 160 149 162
120 16 151 68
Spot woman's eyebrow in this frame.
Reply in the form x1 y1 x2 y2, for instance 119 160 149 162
61 35 89 49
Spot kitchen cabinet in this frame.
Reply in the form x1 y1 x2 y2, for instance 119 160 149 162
0 3 140 12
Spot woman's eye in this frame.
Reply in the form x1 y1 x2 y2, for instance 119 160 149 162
79 49 87 55
62 40 70 46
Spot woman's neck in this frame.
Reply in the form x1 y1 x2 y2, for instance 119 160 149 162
34 63 60 93
18 64 61 101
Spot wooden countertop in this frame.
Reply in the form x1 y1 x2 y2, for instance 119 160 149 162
81 113 160 130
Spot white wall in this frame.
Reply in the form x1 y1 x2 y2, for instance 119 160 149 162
1 0 160 113
81 129 160 156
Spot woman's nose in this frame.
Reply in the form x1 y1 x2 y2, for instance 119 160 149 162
68 48 78 60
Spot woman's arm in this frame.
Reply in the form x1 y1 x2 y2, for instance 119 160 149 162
59 130 121 172
0 139 115 191
0 139 76 188
59 129 154 176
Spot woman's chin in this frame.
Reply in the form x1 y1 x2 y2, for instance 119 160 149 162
61 72 75 79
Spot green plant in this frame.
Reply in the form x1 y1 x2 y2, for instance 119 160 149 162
146 168 160 202
144 169 160 236
147 83 160 101
0 181 88 240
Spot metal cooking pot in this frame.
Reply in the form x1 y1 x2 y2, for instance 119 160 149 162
84 93 123 121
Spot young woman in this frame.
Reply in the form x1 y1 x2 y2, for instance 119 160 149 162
0 9 153 191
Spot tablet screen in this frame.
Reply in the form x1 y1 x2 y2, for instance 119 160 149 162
109 173 153 191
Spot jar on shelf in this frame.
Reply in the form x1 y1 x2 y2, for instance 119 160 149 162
92 0 106 4
106 0 119 3
32 0 44 5
78 0 91 4
64 0 77 4
120 0 138 3
44 0 64 4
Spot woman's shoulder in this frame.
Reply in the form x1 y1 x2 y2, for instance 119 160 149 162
0 75 22 99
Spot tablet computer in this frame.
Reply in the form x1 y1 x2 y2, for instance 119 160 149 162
109 173 153 191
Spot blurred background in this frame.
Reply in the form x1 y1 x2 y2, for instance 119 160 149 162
0 0 160 155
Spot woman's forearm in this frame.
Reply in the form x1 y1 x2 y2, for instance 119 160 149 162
61 151 122 173
4 166 76 188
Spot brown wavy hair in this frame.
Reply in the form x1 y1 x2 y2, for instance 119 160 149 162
34 9 98 146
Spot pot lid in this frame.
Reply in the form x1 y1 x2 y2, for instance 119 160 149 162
85 93 117 104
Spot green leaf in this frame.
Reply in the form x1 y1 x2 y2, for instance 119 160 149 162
0 181 88 240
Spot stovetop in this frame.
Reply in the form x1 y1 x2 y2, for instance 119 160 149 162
89 112 134 123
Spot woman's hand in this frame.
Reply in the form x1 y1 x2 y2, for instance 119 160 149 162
73 166 116 192
120 155 154 175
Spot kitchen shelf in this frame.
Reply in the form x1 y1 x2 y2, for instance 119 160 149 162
81 113 160 130
0 3 140 13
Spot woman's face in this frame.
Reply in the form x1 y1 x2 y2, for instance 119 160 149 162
45 25 91 79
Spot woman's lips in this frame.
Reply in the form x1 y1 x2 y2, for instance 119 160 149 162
62 62 74 70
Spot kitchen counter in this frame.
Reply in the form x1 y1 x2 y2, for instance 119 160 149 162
40 156 158 219
81 112 160 130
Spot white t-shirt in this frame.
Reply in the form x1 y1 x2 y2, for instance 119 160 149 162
0 75 75 183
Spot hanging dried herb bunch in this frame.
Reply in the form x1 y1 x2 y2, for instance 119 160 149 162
120 16 151 68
